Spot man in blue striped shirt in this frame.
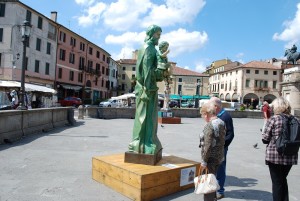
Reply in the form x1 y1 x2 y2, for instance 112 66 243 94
210 97 235 200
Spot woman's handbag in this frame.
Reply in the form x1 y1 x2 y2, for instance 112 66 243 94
194 166 220 194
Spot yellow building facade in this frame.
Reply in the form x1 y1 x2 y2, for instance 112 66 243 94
207 60 282 108
117 58 209 98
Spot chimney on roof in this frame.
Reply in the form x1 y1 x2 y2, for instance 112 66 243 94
170 62 177 67
132 50 138 60
51 11 57 22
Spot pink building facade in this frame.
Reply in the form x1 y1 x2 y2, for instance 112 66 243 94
54 21 110 104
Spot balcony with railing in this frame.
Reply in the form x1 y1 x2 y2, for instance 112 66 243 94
85 67 94 74
254 87 270 92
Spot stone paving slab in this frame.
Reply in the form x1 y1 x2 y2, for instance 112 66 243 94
0 117 299 201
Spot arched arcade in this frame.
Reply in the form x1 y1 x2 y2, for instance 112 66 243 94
243 93 259 108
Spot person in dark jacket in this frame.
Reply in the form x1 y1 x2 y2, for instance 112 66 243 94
210 97 234 199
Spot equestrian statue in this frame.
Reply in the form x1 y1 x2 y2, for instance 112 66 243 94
284 44 300 65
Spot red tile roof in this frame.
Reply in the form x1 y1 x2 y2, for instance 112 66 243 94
240 61 281 70
172 66 208 77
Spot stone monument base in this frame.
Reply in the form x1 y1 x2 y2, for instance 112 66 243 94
124 149 162 165
158 111 181 124
92 153 200 201
158 117 181 124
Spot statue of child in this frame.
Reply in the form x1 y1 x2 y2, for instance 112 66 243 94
157 41 170 71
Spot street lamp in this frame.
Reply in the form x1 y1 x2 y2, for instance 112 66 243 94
17 21 31 110
179 91 182 108
195 80 201 108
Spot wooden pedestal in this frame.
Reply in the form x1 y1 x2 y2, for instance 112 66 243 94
158 117 181 124
92 153 199 201
124 149 162 165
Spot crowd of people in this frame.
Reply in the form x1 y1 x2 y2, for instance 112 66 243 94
199 96 298 201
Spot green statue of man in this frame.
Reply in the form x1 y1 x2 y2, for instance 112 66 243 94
128 25 165 154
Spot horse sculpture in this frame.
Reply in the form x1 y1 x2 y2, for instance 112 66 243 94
284 48 300 65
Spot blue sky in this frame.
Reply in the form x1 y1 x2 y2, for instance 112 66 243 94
21 0 300 72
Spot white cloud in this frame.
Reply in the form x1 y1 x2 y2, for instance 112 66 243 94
77 2 106 27
235 52 244 58
106 28 208 65
273 3 300 48
111 46 135 60
105 31 145 46
142 0 206 28
74 0 95 6
73 0 209 68
75 0 206 31
103 0 152 31
105 32 146 60
160 28 208 57
195 61 207 73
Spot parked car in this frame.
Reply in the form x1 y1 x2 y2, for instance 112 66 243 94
59 97 82 107
99 99 118 107
181 100 195 108
169 100 179 108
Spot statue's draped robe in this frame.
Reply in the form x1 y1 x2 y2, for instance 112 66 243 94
128 42 163 154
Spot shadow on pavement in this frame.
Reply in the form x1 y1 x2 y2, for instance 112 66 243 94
154 188 194 200
0 121 86 151
226 189 272 200
225 176 272 200
154 175 272 201
226 175 257 187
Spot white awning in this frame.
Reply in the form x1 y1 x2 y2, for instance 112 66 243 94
0 80 56 93
25 83 56 93
0 80 20 87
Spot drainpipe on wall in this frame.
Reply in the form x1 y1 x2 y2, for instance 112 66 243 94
9 24 21 79
54 25 62 101
82 42 90 104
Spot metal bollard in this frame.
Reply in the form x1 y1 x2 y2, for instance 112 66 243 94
78 105 84 119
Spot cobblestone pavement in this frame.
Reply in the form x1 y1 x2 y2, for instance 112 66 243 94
0 117 299 201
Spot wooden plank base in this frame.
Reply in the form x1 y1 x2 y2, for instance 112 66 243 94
158 117 181 124
92 153 200 201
